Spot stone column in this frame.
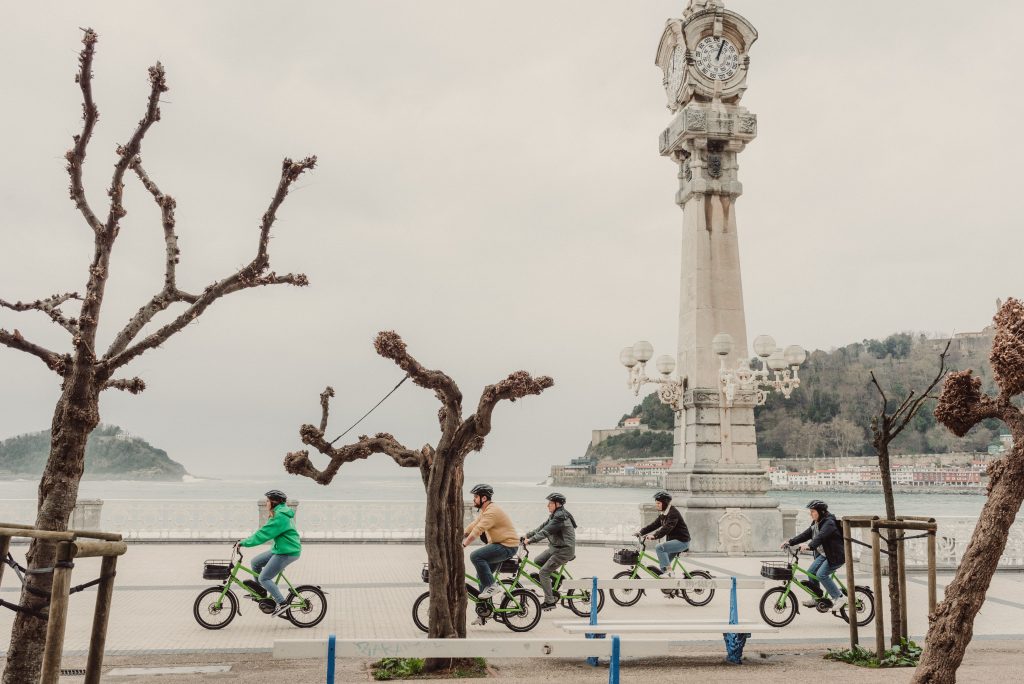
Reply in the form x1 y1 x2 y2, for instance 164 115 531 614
70 499 103 531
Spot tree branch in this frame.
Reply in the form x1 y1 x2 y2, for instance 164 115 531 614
285 427 428 485
0 292 81 334
104 62 167 234
374 331 463 424
469 371 554 439
0 329 67 375
101 157 315 371
891 341 951 438
101 377 146 394
64 28 103 233
935 370 1002 437
991 297 1024 400
869 370 888 412
319 386 335 433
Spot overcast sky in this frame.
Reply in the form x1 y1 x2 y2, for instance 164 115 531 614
2 1 1022 482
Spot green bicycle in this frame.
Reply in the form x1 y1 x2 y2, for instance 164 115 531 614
412 543 542 633
608 534 715 607
193 544 327 629
758 544 875 627
516 553 605 617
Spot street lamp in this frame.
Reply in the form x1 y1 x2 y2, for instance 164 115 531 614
714 332 806 406
619 340 686 410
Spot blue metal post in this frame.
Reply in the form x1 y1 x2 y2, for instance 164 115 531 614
326 633 336 684
723 576 750 665
587 576 603 666
608 635 621 684
730 576 738 624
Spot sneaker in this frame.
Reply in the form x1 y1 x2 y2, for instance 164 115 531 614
271 602 290 618
801 598 818 608
831 595 849 613
479 583 503 599
540 600 558 611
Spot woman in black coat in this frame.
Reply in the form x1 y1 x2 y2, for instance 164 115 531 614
784 499 847 612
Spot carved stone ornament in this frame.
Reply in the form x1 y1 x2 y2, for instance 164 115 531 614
738 115 756 134
717 508 753 555
686 109 707 132
681 158 692 182
708 154 722 178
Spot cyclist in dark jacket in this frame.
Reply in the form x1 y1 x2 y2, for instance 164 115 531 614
638 490 690 575
784 499 847 612
524 492 577 610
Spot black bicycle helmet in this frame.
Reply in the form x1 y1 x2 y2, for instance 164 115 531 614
470 484 494 499
653 490 673 503
265 489 287 503
806 499 828 512
546 492 567 505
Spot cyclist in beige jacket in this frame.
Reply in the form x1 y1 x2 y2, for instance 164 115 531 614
463 483 519 600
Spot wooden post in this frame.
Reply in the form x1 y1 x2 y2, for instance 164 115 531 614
40 541 75 684
871 527 885 662
85 554 118 684
927 527 937 615
842 519 858 647
898 531 908 643
0 535 10 587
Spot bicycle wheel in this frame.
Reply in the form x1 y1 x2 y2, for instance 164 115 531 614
759 586 798 627
680 570 716 607
193 586 238 630
499 588 542 632
565 587 605 617
609 569 644 607
286 585 327 628
839 587 875 627
412 590 430 633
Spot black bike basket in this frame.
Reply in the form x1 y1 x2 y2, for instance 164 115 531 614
421 564 430 583
760 561 792 581
612 549 639 566
497 558 519 574
203 560 232 580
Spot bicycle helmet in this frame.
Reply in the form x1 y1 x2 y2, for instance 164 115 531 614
653 490 673 503
805 499 828 513
265 489 287 504
546 492 566 505
470 484 494 500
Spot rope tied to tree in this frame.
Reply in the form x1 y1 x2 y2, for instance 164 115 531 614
329 373 410 445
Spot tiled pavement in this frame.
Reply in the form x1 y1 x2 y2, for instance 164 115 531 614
2 543 1024 656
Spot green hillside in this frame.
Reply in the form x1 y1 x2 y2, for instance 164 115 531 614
0 424 187 480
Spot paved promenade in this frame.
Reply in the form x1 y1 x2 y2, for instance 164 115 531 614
1 543 1023 680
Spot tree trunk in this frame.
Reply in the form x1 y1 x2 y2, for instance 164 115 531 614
875 440 904 648
422 452 468 673
3 371 99 684
912 445 1024 684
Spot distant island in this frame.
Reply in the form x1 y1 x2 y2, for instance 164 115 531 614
0 424 187 481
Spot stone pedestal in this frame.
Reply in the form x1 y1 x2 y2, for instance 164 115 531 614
69 499 103 531
664 389 781 553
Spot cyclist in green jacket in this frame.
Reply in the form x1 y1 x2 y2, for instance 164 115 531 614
239 489 302 618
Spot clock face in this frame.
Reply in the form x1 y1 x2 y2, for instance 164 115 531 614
667 45 686 98
694 36 740 81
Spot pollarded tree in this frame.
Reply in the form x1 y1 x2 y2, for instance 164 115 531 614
285 331 553 646
0 30 315 683
912 298 1024 684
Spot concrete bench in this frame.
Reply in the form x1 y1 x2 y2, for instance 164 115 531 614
557 576 774 664
274 635 673 684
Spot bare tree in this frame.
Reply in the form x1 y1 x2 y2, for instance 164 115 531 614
912 299 1024 683
285 331 552 666
867 340 949 648
0 30 315 682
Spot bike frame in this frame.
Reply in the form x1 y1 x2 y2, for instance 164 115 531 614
626 537 697 580
516 555 570 593
774 549 848 604
464 544 532 614
209 547 304 610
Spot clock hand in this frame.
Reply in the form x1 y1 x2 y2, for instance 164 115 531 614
716 39 725 61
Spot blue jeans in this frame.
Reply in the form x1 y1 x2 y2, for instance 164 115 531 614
807 554 843 600
655 539 690 571
251 550 300 604
469 543 516 590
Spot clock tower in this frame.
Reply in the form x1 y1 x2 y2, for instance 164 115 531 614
654 0 782 553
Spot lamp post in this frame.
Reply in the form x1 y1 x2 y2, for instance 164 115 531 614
619 340 686 411
713 332 806 407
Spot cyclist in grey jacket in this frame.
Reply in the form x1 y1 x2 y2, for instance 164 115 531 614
523 492 577 610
